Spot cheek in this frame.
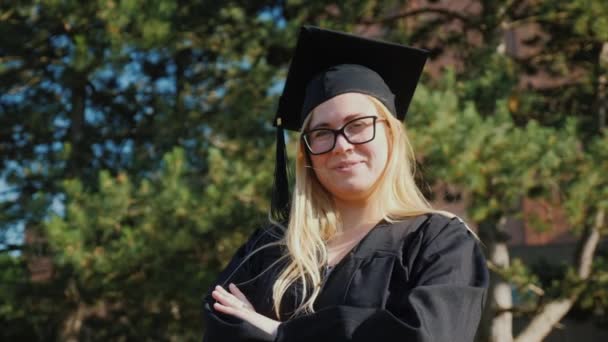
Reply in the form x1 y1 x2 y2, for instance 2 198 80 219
310 155 327 175
378 141 390 167
368 133 389 165
369 149 388 177
310 155 336 191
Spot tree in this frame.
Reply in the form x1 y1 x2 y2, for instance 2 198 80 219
2 0 606 340
371 1 608 340
1 0 286 339
0 1 408 339
409 75 607 341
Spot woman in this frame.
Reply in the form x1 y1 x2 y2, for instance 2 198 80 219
203 26 488 342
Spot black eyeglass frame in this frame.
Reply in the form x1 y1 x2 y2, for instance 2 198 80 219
301 115 385 155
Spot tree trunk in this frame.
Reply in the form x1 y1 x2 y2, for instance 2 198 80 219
514 209 604 342
61 303 87 342
489 239 514 342
475 215 516 342
60 297 122 341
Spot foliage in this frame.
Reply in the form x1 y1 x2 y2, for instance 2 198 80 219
1 0 607 340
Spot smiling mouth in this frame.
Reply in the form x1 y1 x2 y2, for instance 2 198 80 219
333 161 362 171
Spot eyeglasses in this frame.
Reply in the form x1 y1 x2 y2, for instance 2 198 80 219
301 116 385 155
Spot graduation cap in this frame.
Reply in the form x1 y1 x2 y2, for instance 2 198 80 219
271 25 429 221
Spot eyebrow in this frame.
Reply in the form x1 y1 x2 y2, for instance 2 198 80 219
310 113 366 130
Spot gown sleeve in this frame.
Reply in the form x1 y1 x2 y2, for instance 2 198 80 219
274 217 489 342
202 227 278 342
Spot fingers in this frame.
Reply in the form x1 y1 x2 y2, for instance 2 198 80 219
211 284 281 337
212 286 238 307
228 283 253 307
212 286 244 319
212 284 252 312
213 301 240 317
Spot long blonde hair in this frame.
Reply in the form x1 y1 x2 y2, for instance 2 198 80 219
271 95 450 318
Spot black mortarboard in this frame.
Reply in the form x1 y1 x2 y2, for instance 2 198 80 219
270 26 429 221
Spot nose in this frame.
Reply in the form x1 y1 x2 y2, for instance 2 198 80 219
333 132 354 153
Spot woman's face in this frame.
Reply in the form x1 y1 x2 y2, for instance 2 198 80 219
305 93 389 203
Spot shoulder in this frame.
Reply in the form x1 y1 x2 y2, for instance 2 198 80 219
365 213 470 256
403 213 488 287
414 213 477 253
382 213 473 247
240 223 285 258
248 223 284 245
392 213 484 266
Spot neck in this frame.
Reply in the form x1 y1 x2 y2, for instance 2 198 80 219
333 196 383 233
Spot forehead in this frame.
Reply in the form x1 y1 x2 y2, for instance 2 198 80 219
308 92 377 128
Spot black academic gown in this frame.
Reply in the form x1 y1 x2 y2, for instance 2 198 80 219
202 213 489 342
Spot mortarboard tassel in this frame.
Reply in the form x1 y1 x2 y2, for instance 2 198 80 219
271 118 290 223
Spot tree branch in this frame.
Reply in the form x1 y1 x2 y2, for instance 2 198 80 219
496 0 525 23
502 11 571 30
360 7 476 28
515 209 604 342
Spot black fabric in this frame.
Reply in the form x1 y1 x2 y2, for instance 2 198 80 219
302 64 396 121
270 125 290 222
202 214 489 342
275 25 428 132
202 226 284 342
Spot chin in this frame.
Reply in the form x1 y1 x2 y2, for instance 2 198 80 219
326 182 375 201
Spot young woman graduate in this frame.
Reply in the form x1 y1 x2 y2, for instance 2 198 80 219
202 26 489 342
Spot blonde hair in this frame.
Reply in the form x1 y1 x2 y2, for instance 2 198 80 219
270 94 453 318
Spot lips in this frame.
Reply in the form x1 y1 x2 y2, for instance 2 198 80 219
332 160 363 171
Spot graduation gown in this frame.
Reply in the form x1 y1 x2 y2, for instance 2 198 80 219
202 213 489 342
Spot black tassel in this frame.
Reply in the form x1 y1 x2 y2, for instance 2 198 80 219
271 119 290 222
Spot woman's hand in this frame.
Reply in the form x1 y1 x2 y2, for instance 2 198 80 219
212 283 281 338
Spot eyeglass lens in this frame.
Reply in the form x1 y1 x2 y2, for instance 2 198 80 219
303 116 377 155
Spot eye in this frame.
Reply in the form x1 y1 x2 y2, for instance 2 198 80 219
310 130 332 139
347 118 371 133
350 121 365 129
